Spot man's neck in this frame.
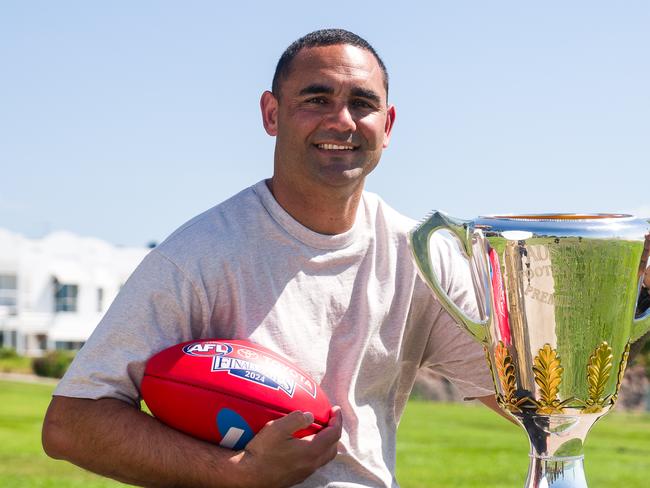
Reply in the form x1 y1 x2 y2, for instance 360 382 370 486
266 177 363 235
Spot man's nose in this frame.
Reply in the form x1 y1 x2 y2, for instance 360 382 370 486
323 103 356 132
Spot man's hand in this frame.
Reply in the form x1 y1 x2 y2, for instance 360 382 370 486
235 407 342 488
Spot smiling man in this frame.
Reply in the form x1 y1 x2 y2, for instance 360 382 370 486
42 29 497 488
261 40 395 235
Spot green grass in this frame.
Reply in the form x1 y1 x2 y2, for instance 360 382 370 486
396 400 650 487
0 380 129 487
1 380 648 487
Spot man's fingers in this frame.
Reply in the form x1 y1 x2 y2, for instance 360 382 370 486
328 406 342 429
240 406 342 486
269 411 315 437
323 406 343 437
308 406 342 451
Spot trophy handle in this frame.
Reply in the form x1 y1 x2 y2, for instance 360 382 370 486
631 235 650 343
631 283 650 342
409 211 489 343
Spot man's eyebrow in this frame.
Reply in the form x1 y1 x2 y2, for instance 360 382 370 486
297 84 383 104
350 87 382 104
299 84 334 96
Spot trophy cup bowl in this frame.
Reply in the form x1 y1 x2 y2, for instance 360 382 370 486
409 212 650 488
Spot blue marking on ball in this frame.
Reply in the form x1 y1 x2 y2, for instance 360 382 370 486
216 408 255 450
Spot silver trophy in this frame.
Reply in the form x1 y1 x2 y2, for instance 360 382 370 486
409 212 650 488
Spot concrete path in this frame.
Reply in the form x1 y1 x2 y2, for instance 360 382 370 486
0 371 59 385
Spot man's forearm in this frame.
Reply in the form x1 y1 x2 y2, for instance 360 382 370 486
43 396 342 488
42 396 248 488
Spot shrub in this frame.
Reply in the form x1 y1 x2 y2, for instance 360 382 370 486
0 347 19 359
32 351 75 378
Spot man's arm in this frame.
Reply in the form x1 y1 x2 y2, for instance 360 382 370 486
42 396 342 488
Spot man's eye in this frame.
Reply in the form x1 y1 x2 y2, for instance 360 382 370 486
351 99 373 109
306 97 328 104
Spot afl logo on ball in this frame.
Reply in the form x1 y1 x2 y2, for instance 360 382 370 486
183 341 233 357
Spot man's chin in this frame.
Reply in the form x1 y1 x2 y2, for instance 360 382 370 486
316 167 366 188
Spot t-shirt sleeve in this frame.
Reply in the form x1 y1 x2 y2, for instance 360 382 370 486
53 249 207 405
418 232 494 399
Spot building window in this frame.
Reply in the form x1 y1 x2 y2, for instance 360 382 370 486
54 281 78 312
0 274 18 312
97 288 104 312
36 334 47 351
55 341 84 351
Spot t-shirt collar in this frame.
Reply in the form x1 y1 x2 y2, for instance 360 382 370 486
253 179 364 250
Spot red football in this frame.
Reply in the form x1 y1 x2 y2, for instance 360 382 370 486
141 339 331 450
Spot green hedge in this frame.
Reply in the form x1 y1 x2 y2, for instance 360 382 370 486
31 351 75 378
0 347 19 359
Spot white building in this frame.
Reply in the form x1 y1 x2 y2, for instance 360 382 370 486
0 228 150 356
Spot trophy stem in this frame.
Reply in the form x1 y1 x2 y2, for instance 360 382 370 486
525 454 587 488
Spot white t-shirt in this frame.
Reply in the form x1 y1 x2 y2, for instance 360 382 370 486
55 180 493 487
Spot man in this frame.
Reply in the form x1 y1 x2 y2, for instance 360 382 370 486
42 29 501 487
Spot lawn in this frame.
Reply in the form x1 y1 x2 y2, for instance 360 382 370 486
396 400 650 487
0 380 126 488
1 379 649 487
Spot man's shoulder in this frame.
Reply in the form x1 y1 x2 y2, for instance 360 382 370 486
154 182 265 259
361 189 416 235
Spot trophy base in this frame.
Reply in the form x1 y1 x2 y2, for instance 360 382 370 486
525 454 587 488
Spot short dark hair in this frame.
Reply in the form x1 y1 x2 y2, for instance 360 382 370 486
271 29 389 99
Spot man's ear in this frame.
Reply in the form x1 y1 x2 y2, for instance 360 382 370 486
260 91 279 136
382 105 396 148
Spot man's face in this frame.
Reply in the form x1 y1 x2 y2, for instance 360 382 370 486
261 44 395 191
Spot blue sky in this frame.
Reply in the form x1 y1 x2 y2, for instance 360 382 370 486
2 1 649 247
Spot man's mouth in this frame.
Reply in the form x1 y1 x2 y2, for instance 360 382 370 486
315 143 356 151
